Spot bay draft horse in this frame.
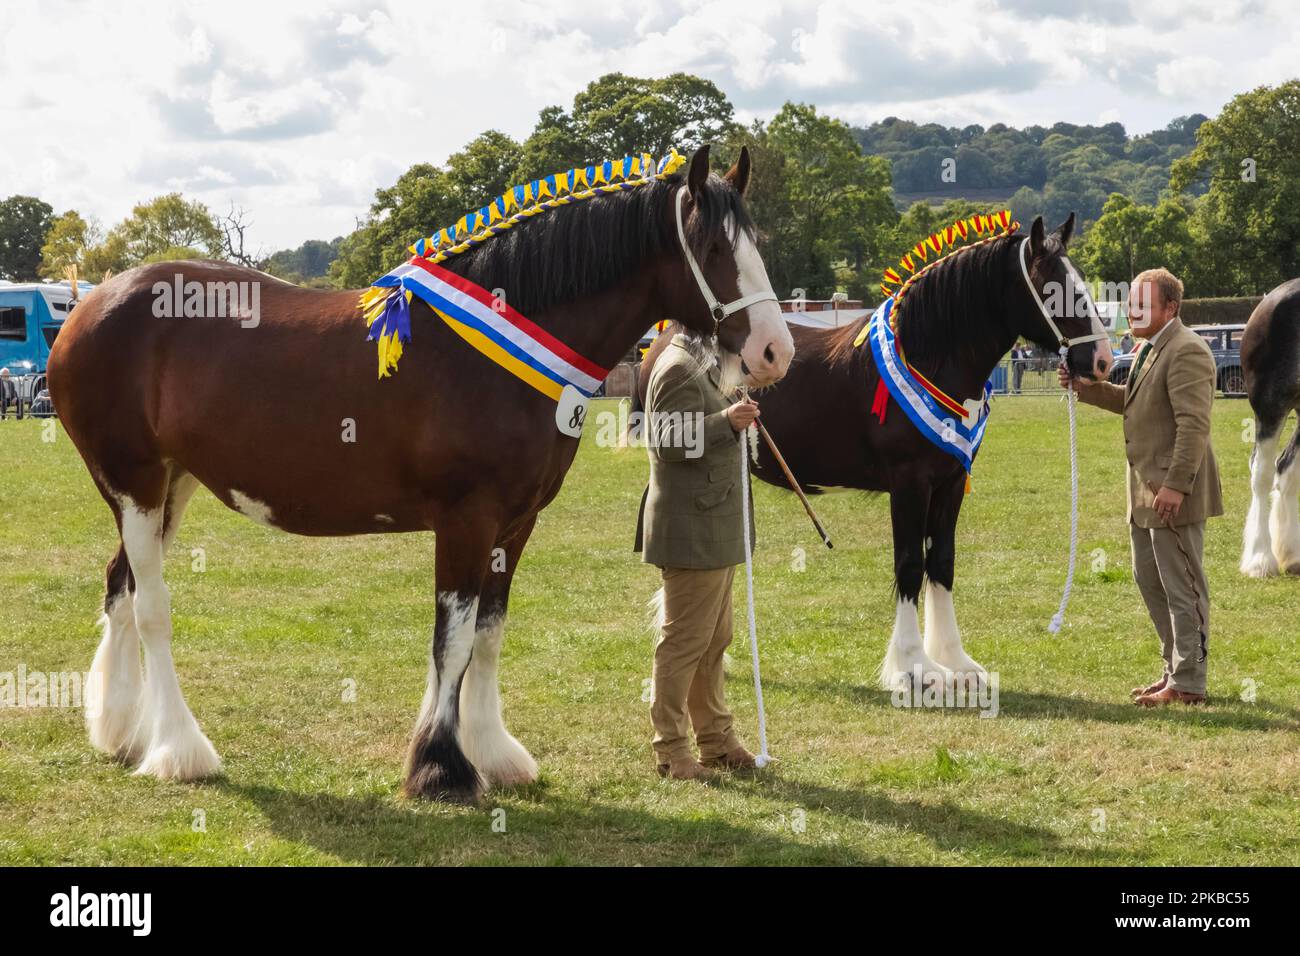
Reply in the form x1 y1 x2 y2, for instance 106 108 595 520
47 145 794 803
1240 278 1300 577
639 215 1112 691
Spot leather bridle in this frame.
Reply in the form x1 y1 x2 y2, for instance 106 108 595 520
675 187 778 335
1017 237 1109 354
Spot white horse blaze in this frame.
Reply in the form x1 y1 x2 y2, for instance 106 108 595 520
119 501 221 781
727 217 793 386
922 582 985 677
458 611 538 787
1242 431 1281 577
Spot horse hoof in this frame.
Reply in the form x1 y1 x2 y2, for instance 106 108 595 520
403 766 483 804
1240 553 1278 578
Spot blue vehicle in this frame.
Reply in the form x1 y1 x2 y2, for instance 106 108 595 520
0 280 92 415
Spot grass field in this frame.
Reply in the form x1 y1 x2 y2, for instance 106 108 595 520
1 396 1298 866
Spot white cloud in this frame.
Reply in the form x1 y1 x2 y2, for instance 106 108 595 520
0 0 1297 254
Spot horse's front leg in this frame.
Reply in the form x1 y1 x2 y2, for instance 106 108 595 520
1241 420 1281 577
404 510 498 803
922 469 987 687
459 515 540 789
879 481 951 693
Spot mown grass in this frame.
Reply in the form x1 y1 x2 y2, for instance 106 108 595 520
0 396 1297 865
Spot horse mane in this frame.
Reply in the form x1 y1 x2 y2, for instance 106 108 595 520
436 172 754 318
822 234 1022 371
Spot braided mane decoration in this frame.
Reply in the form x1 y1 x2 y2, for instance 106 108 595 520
359 148 688 377
881 209 1018 331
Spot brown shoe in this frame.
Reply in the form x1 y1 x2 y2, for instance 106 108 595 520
1131 674 1168 699
1135 686 1206 707
701 746 758 771
657 756 715 780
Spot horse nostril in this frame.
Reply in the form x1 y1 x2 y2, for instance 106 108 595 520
764 344 775 364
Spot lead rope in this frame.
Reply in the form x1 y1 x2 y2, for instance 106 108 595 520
1049 345 1080 634
738 401 771 768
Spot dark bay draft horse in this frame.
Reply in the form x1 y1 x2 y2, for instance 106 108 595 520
639 215 1112 691
1240 277 1300 576
47 145 794 803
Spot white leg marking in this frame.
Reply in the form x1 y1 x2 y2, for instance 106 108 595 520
427 592 478 736
879 597 951 693
1242 432 1280 577
120 502 221 781
922 582 986 679
459 612 537 787
86 592 145 762
1271 452 1300 573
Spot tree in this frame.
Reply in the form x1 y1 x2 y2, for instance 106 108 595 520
0 195 54 280
330 164 462 288
444 130 524 211
114 193 223 262
1171 80 1300 291
759 103 895 300
1076 193 1154 283
39 210 92 280
514 73 737 182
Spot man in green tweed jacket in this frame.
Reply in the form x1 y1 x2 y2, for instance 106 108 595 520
634 333 758 780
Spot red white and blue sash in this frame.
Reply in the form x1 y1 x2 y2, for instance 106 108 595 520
866 298 992 472
365 257 608 401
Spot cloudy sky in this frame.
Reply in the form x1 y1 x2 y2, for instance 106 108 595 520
2 0 1296 252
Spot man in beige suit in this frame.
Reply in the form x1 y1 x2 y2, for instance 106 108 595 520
1060 268 1224 705
634 333 759 780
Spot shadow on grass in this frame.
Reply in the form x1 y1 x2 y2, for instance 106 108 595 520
764 679 1300 732
218 766 1094 865
219 780 878 865
709 771 1107 864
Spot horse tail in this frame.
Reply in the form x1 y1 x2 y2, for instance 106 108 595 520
647 587 665 639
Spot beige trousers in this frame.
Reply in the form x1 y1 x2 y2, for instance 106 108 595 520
1129 520 1210 694
651 565 741 763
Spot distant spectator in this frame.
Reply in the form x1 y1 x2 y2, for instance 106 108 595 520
0 368 13 419
1120 332 1135 353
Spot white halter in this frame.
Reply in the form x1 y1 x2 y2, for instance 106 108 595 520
675 186 778 332
1018 237 1109 352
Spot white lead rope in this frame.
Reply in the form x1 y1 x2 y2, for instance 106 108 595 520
738 418 771 768
1049 350 1080 634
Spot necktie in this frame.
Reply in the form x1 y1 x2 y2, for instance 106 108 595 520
1129 342 1153 390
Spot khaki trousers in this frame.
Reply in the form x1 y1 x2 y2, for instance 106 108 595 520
651 565 741 763
1129 520 1210 694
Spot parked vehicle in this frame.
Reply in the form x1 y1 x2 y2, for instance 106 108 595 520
1106 323 1247 397
0 280 92 415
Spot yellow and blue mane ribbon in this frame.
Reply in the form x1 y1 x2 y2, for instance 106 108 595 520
360 148 688 385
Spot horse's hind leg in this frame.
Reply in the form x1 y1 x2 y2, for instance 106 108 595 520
117 468 219 780
88 471 203 764
1271 423 1300 574
87 535 144 762
459 516 539 789
1242 414 1284 577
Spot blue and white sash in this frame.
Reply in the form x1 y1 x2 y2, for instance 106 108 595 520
866 298 992 472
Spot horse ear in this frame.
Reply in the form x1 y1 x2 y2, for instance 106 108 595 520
687 145 711 199
1055 212 1076 248
724 145 751 196
1030 216 1046 259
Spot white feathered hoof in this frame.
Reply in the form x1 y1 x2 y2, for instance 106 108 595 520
466 731 539 788
1241 550 1279 578
881 654 953 698
133 726 222 782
